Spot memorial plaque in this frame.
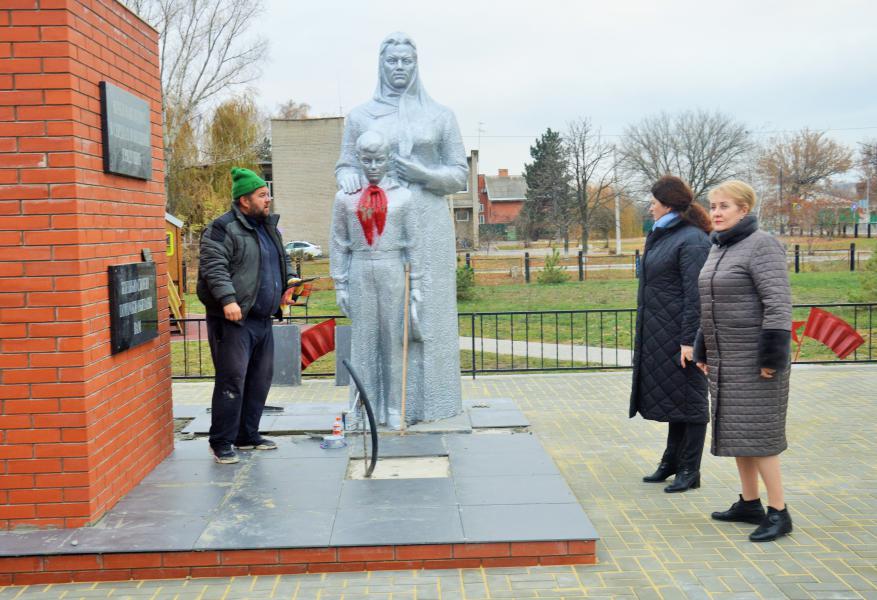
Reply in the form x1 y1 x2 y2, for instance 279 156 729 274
108 262 158 354
99 81 152 180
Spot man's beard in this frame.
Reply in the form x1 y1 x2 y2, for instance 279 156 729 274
246 206 268 222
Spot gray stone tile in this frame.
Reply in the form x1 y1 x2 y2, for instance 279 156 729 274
468 408 530 428
196 507 335 549
108 483 230 518
225 474 343 510
245 455 349 482
163 437 217 460
449 448 560 477
0 528 73 556
339 478 456 509
270 414 337 433
330 506 465 545
445 432 543 455
460 504 598 542
254 435 341 459
454 475 576 505
65 515 209 553
348 434 447 458
180 412 212 435
140 452 250 484
407 412 473 433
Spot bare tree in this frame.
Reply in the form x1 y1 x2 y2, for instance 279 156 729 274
757 129 853 228
276 100 311 120
620 110 752 201
565 118 615 252
123 0 268 155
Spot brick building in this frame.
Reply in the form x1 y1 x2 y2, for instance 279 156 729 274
482 169 527 225
0 0 172 529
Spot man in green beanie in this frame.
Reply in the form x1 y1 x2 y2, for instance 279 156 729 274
197 167 300 464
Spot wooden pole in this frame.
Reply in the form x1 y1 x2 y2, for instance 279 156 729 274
794 335 805 363
400 263 411 433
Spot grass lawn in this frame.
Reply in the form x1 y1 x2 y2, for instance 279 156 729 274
183 271 873 316
174 270 875 376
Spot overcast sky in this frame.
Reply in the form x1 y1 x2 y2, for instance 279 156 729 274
255 0 877 177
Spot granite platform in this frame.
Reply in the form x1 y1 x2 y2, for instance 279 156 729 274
0 402 597 585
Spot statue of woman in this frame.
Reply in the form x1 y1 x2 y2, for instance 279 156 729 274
336 32 468 424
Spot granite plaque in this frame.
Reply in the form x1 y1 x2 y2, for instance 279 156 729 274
108 262 158 354
99 81 152 180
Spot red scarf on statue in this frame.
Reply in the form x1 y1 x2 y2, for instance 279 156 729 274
356 184 388 246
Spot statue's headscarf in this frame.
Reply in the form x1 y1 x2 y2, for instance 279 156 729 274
372 32 435 158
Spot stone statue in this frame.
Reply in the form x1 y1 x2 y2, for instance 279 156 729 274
330 131 421 429
336 32 468 424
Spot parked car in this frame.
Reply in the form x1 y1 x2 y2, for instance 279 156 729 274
284 241 323 259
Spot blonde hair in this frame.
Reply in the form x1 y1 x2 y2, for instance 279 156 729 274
708 180 756 212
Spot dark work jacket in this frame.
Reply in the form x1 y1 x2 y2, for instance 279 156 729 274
629 218 710 423
197 205 295 323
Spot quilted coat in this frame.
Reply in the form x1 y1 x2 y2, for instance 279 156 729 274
629 218 710 423
694 215 792 457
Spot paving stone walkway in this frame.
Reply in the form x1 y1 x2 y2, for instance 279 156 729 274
2 365 876 599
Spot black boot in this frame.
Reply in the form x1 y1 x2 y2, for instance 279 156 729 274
663 468 700 493
711 495 765 525
643 462 677 483
749 506 793 542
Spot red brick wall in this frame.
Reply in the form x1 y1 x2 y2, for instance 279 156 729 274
489 201 524 224
0 0 172 529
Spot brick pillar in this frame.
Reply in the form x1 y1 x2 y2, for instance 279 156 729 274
0 1 172 529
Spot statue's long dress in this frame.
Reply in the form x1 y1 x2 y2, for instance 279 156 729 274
336 102 468 423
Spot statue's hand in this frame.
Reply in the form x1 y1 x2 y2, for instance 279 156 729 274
335 288 350 317
338 173 362 194
395 156 430 185
408 288 423 342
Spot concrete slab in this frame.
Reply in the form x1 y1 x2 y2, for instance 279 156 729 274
347 456 450 480
460 503 598 542
454 474 577 505
338 478 457 509
330 506 465 546
347 433 447 458
468 408 530 428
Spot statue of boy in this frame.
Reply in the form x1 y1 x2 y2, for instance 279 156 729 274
330 130 421 429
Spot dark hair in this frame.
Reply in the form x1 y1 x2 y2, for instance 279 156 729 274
650 175 712 233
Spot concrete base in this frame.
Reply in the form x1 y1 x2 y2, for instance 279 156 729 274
0 398 597 584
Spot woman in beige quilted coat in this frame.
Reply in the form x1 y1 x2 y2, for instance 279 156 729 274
694 180 793 542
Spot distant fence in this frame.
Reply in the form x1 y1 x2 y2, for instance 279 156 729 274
171 303 876 380
289 245 873 292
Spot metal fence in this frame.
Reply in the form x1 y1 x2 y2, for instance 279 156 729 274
278 244 875 292
171 303 875 380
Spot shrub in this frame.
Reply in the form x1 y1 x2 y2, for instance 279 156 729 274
537 248 570 284
456 264 476 300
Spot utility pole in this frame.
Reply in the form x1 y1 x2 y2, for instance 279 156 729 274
778 166 785 234
613 146 621 255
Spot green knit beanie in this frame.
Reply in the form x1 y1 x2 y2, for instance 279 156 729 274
231 167 267 200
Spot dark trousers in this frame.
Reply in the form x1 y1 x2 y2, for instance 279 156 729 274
206 315 274 449
662 422 707 471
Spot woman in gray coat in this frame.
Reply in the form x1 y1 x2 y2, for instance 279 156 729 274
694 180 793 542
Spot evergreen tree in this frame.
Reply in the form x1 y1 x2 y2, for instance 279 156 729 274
518 128 571 245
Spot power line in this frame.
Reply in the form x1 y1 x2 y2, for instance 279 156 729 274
460 125 877 140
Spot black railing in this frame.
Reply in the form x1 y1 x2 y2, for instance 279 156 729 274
171 303 876 380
